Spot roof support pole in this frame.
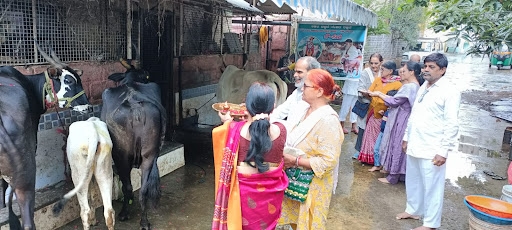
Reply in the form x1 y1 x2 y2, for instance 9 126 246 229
126 0 132 59
32 0 38 63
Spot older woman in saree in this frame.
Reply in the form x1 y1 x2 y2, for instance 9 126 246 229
358 61 402 168
370 61 424 184
352 53 383 159
278 69 344 230
212 82 288 230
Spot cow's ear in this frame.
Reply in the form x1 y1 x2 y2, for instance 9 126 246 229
108 73 125 82
74 69 83 76
47 68 61 79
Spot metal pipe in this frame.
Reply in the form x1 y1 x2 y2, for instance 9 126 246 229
287 14 292 52
243 14 248 55
179 0 184 56
231 20 291 26
127 0 132 59
178 0 184 125
220 10 223 54
32 0 37 63
137 4 141 61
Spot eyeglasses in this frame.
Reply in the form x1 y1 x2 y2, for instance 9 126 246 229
418 87 432 103
303 84 316 89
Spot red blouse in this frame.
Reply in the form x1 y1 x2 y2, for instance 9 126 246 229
237 122 286 163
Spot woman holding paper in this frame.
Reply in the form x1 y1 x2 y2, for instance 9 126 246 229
278 69 344 230
212 82 288 230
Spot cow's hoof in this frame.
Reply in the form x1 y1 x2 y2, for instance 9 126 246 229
140 223 151 230
118 213 130 221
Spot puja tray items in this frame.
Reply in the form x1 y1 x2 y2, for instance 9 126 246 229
212 102 247 116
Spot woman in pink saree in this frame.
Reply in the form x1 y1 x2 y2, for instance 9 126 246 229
212 82 288 230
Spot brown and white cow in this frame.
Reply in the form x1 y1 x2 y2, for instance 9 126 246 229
216 65 288 106
52 117 114 230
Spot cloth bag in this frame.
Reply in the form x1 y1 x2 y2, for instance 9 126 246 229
284 167 314 202
352 100 370 118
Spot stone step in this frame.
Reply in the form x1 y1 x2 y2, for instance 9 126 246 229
0 142 184 230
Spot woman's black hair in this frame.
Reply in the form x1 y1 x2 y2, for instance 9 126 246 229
244 82 276 173
381 61 397 75
369 53 383 63
405 61 425 85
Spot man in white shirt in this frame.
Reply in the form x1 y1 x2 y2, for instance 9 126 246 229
270 56 321 128
397 53 460 230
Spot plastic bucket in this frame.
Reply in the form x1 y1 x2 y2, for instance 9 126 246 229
501 185 512 203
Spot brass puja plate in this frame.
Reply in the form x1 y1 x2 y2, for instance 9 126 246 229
212 102 247 116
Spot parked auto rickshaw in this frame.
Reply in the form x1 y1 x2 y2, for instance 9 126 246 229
489 43 511 70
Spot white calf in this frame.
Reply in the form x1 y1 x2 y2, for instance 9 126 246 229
53 117 115 230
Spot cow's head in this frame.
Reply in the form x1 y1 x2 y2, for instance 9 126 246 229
108 58 150 85
38 44 90 113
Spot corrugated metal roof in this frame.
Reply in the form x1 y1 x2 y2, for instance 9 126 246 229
272 0 377 27
225 0 264 14
251 0 297 14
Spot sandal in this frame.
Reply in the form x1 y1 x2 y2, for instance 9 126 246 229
483 170 497 177
491 175 507 180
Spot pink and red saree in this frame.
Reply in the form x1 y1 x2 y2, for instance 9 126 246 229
212 121 287 230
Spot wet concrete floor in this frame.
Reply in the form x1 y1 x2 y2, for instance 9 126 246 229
59 54 512 230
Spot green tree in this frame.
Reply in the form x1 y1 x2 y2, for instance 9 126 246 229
353 0 392 35
354 0 426 47
417 0 512 55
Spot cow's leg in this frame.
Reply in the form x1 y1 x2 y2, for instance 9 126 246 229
139 154 160 230
73 170 94 229
114 156 134 222
0 179 8 208
14 188 35 230
95 151 115 230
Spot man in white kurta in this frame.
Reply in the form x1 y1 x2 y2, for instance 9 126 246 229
338 80 358 134
270 56 320 130
399 53 460 230
342 39 362 76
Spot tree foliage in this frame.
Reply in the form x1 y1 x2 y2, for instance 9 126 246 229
420 0 512 55
390 4 425 46
352 0 392 35
354 0 426 47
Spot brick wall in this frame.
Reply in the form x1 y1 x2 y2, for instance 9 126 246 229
364 34 408 63
14 62 125 105
173 53 261 90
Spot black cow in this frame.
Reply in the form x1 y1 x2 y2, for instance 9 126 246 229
0 47 90 229
101 63 166 230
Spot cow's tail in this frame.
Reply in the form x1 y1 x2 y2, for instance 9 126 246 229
53 132 98 216
8 189 22 230
141 158 160 209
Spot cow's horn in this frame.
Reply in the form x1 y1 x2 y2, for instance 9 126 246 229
242 59 249 70
50 48 68 68
120 58 131 69
35 43 64 69
221 54 227 68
